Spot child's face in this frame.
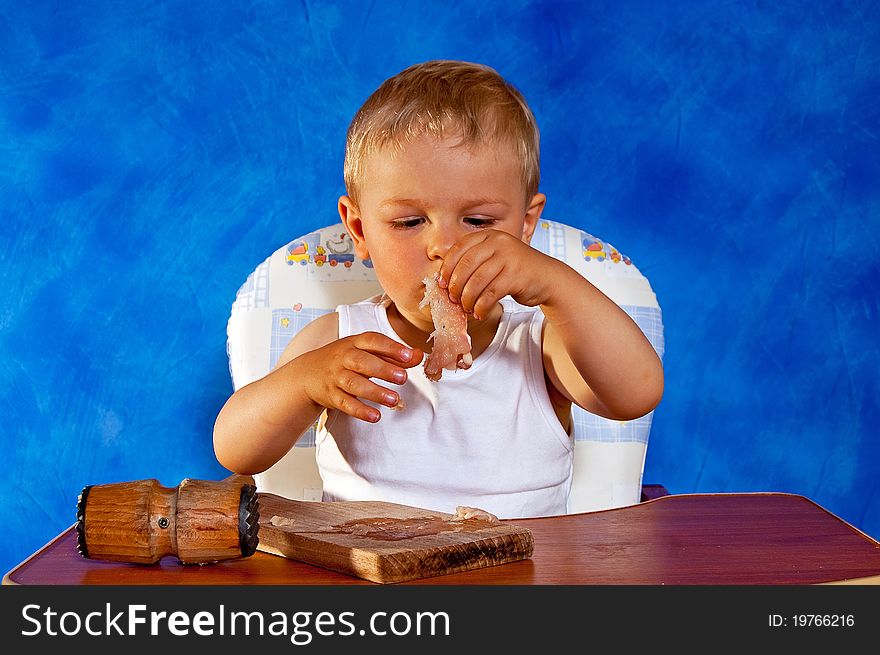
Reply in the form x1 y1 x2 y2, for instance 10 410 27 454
340 133 544 331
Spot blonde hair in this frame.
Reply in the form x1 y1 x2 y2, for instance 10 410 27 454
343 60 540 204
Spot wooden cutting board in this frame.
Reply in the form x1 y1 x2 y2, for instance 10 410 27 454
256 492 534 583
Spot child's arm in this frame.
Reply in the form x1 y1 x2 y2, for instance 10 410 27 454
213 313 423 474
440 230 663 421
538 264 664 421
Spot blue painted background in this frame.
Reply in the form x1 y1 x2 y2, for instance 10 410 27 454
1 0 878 576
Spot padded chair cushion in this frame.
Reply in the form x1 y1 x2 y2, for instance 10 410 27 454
226 219 664 510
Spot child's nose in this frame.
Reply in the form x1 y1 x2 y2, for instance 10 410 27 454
426 224 459 261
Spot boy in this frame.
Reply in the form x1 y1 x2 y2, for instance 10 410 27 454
213 60 663 518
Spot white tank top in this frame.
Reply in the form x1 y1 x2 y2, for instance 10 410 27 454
315 295 573 518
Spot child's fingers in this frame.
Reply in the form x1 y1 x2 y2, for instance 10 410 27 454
331 389 382 423
458 260 505 317
442 242 497 304
438 231 491 295
339 350 408 389
350 332 423 369
334 370 402 411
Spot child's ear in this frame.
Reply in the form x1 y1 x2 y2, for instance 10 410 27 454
521 192 546 244
338 195 370 260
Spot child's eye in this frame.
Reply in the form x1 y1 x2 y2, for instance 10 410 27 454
392 217 424 229
464 216 497 228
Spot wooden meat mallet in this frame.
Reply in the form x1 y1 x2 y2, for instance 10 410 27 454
76 477 259 565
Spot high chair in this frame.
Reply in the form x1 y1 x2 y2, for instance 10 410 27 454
225 219 666 513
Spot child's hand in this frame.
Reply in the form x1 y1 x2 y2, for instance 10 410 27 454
297 333 423 423
437 229 557 319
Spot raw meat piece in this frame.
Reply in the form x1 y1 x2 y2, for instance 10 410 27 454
452 506 500 523
419 273 473 381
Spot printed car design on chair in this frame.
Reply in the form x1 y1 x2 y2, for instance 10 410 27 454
582 235 632 265
287 231 373 269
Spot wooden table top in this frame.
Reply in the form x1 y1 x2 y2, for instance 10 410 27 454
5 492 880 585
